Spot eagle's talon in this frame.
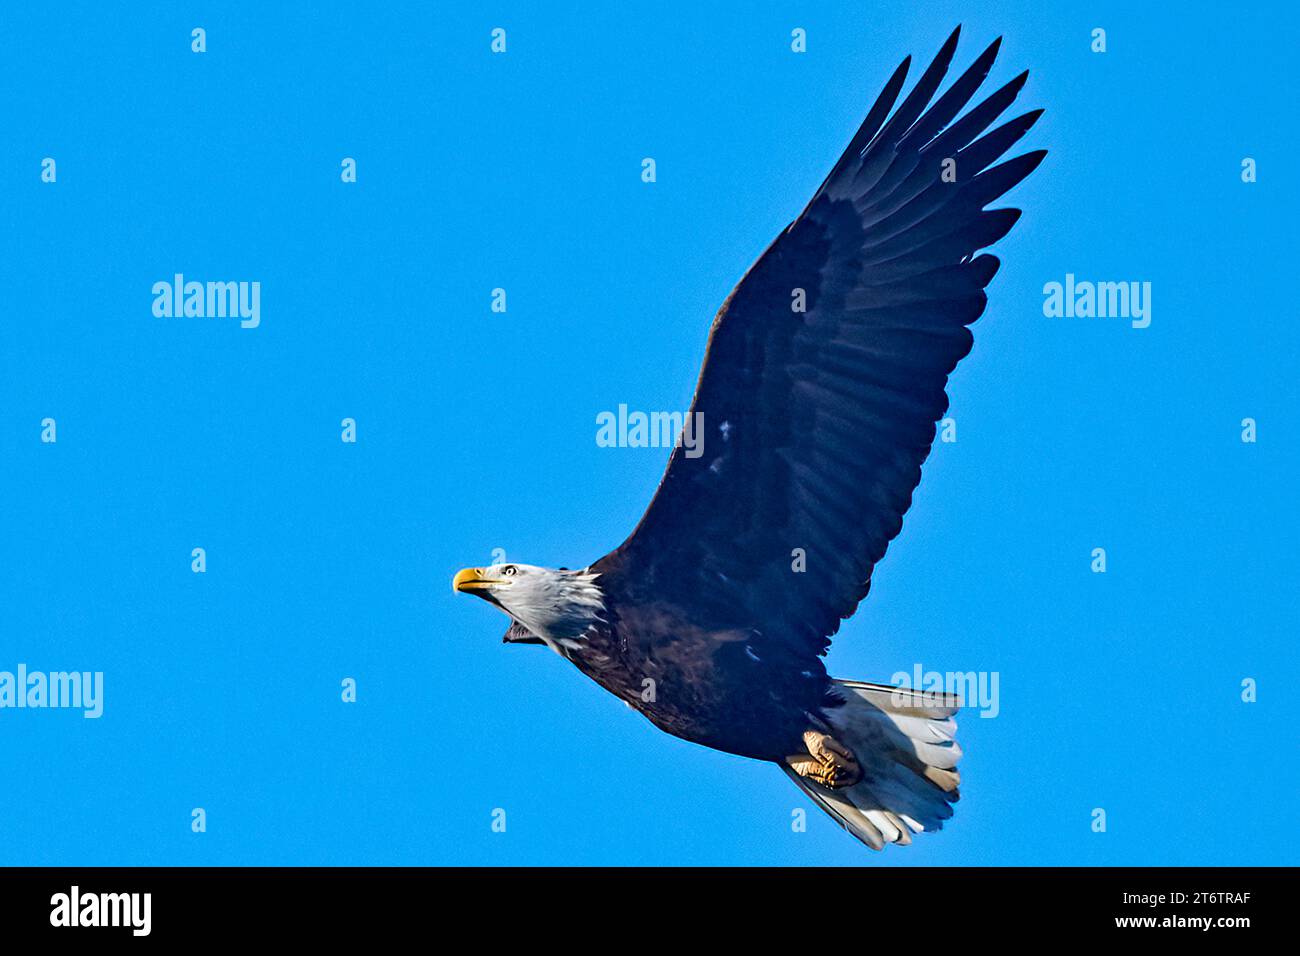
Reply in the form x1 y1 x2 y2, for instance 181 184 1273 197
788 731 862 789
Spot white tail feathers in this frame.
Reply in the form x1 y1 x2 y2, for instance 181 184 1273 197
783 679 962 850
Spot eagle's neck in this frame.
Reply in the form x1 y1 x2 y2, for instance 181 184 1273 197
512 569 606 650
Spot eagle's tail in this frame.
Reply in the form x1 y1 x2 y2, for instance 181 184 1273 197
782 679 962 850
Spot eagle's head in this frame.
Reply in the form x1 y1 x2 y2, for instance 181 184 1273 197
452 563 604 644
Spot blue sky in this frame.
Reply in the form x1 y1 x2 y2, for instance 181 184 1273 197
1 1 1295 866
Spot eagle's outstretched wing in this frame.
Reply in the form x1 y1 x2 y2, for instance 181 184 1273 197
600 28 1044 667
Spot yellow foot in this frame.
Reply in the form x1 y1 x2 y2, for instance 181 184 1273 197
785 730 862 789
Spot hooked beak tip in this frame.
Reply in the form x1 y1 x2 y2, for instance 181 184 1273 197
453 567 487 594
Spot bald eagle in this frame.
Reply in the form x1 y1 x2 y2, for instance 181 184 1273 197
454 27 1044 850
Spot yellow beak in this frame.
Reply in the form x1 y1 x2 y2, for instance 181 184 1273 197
453 567 492 593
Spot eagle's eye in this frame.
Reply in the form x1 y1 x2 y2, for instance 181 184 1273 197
502 565 517 577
